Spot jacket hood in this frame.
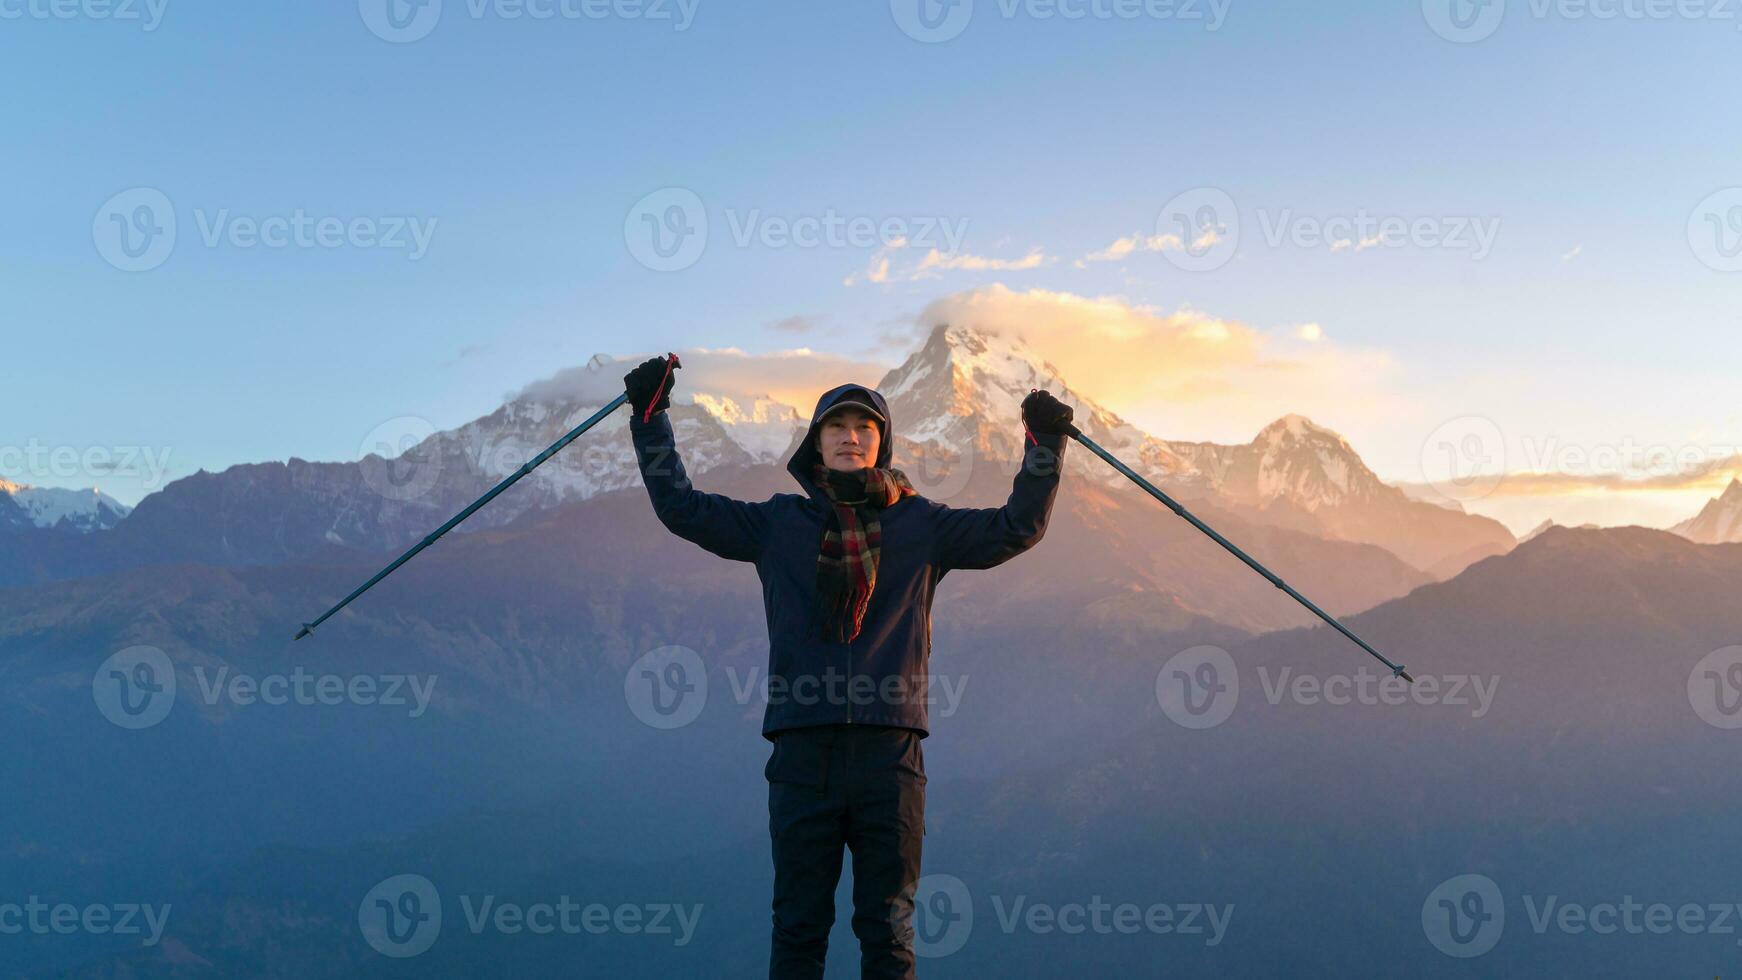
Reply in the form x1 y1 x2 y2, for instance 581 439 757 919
786 383 894 500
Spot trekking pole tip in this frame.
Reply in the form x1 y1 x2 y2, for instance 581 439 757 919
293 624 312 641
1395 666 1415 684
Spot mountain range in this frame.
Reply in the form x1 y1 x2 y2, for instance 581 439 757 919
0 324 1515 593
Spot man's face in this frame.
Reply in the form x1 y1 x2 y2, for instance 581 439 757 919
817 405 882 472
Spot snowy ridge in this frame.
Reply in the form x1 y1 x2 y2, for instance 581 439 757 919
1672 478 1742 544
0 479 132 532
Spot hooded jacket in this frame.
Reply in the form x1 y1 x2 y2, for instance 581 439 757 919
628 382 1067 739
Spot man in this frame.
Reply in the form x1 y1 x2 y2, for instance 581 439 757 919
623 354 1074 980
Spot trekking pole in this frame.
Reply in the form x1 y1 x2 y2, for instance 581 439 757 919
1062 422 1414 683
293 389 636 641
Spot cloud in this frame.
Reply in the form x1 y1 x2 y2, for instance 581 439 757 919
1330 234 1385 253
914 246 1047 276
1562 244 1583 262
1073 232 1186 268
914 284 1399 439
510 345 893 415
1399 456 1742 499
1296 322 1324 342
845 238 1052 285
842 237 903 286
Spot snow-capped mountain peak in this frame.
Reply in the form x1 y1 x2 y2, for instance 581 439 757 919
0 479 132 532
877 323 1207 492
1672 477 1742 544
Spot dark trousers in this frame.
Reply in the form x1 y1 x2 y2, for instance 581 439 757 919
766 723 927 980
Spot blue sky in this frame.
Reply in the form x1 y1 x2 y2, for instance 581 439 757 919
4 0 1739 530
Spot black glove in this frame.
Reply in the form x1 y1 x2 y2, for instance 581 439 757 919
1021 388 1075 437
624 354 681 420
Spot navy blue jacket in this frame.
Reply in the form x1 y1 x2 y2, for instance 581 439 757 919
629 382 1066 739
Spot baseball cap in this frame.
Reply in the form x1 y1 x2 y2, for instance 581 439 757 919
815 388 886 428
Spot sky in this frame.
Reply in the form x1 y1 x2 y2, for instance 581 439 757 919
3 0 1739 533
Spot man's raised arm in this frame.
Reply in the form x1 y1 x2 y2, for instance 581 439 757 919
625 355 768 563
931 389 1073 571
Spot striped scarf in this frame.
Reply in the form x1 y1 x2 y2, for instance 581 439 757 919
811 462 918 643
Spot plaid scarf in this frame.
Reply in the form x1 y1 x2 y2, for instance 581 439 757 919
811 462 918 643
